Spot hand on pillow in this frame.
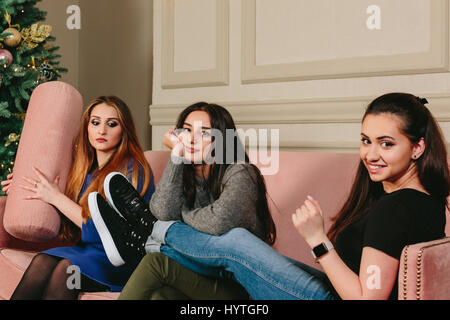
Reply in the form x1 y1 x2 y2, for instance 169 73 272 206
1 173 13 195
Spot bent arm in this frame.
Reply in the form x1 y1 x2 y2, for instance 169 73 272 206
50 192 83 228
293 196 399 300
316 243 398 300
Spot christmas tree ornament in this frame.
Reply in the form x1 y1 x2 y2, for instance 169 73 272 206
0 49 13 64
20 23 52 49
38 61 56 82
3 27 22 47
4 133 19 147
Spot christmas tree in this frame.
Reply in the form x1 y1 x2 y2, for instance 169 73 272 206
0 0 66 193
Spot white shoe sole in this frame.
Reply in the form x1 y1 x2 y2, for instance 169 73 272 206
104 172 127 218
88 192 125 267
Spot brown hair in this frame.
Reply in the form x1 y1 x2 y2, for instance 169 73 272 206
61 96 151 243
327 93 449 245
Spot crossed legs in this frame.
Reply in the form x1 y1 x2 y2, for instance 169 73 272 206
10 253 107 300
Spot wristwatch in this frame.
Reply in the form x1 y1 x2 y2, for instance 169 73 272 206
311 241 334 260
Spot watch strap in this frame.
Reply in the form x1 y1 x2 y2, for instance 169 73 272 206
311 241 334 260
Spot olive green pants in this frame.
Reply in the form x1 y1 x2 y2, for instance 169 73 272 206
119 252 249 300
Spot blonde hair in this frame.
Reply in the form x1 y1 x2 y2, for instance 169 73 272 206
61 96 151 243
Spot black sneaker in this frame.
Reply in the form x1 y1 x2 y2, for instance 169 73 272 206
88 192 148 267
104 172 157 233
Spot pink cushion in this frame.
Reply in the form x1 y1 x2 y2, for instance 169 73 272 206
3 82 83 242
144 150 170 185
262 152 359 268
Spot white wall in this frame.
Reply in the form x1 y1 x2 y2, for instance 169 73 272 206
151 0 450 153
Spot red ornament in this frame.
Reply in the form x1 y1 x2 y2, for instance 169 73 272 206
0 49 13 65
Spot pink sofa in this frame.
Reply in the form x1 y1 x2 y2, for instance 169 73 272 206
0 150 449 300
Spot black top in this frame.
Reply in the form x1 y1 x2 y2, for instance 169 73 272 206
335 189 446 300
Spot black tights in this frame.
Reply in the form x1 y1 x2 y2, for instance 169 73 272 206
10 253 108 300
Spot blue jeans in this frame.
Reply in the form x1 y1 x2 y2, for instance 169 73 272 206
159 222 339 300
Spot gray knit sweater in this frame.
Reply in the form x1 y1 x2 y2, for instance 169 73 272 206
149 156 265 239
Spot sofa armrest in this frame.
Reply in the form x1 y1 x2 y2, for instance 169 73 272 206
399 237 450 300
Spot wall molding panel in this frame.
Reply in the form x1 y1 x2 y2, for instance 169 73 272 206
242 0 449 84
161 0 229 89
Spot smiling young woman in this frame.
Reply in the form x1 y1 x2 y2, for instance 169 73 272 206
328 93 449 246
360 113 427 193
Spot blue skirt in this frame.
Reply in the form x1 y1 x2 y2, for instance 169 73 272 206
43 218 141 292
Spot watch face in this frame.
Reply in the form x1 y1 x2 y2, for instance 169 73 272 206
313 243 328 258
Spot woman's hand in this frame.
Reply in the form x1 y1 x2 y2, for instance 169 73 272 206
163 128 185 158
163 129 181 150
1 173 14 194
20 167 62 205
292 196 328 248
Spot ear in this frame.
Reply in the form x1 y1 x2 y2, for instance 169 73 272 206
412 137 426 160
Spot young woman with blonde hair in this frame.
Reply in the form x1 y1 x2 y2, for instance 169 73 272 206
4 96 154 299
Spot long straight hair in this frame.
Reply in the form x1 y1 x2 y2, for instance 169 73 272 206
327 93 450 244
175 102 276 245
62 96 151 243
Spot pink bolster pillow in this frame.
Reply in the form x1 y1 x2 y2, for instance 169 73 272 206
3 81 83 242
